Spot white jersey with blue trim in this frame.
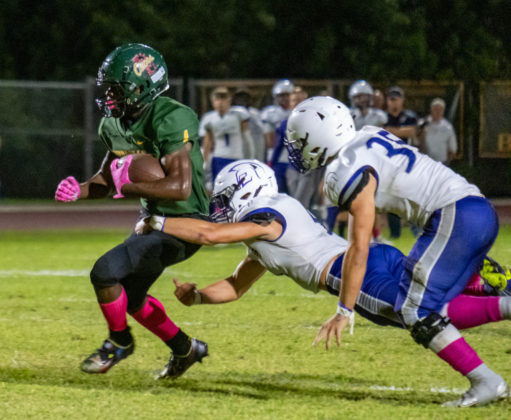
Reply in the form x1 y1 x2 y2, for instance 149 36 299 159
324 126 482 227
198 106 250 159
260 105 290 135
236 193 348 293
350 107 388 130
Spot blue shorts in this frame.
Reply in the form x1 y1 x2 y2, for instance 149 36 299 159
326 243 405 328
395 196 498 325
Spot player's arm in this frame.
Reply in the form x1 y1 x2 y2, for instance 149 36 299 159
151 216 282 244
174 256 267 305
55 151 115 202
313 172 376 350
341 174 377 309
384 125 417 140
119 143 193 201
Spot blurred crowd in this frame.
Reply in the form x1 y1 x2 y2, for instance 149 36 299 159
198 79 458 243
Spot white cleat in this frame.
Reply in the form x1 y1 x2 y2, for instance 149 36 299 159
442 378 509 408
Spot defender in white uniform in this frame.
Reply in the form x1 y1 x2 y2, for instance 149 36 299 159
142 160 511 377
285 96 509 407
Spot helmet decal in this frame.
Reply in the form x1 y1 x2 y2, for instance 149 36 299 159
228 161 266 188
132 54 157 77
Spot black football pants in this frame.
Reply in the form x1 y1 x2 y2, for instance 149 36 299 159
90 226 202 312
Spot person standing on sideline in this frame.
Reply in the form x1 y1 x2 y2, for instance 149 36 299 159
261 79 294 191
418 97 458 166
200 86 255 183
383 86 418 239
231 87 266 163
54 43 209 378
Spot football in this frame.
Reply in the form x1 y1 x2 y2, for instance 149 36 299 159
118 153 166 183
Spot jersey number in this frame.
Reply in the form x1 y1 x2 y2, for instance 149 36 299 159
366 130 416 173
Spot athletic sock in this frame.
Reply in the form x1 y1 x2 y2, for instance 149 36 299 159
110 326 133 347
429 324 483 376
165 329 192 355
462 273 486 296
99 287 128 332
499 296 511 319
131 295 180 342
446 295 502 329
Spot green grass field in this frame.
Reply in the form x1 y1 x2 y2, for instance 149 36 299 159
1 227 510 419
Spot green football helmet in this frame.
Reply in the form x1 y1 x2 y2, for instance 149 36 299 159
96 43 169 118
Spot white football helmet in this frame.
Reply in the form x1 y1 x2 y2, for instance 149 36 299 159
348 80 374 109
285 96 356 173
348 80 374 99
210 160 278 223
272 79 295 97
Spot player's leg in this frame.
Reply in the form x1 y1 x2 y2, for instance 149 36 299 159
119 229 208 379
442 294 511 329
81 243 137 373
396 197 508 407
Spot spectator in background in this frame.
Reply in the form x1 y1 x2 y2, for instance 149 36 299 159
262 79 295 192
384 85 418 145
232 87 266 162
418 97 458 166
200 87 255 185
384 85 419 239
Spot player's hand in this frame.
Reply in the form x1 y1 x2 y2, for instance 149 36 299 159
134 216 153 235
173 278 198 306
313 313 351 350
55 176 81 202
110 155 133 199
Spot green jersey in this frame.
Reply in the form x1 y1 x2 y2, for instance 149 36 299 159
98 97 209 216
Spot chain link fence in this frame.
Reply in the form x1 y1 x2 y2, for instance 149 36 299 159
0 78 507 198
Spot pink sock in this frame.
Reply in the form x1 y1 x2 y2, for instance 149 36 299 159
99 287 128 331
462 272 485 296
447 295 502 329
131 295 180 342
437 337 483 376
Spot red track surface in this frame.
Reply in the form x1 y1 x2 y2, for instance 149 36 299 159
1 199 510 231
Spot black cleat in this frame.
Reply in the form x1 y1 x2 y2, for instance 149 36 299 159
156 338 208 379
80 338 134 374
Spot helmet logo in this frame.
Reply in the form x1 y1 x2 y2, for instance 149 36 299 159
228 162 265 188
132 54 157 77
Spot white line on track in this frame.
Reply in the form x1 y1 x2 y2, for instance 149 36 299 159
0 269 89 277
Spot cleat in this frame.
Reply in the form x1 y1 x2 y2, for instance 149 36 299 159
156 338 208 380
80 338 134 374
442 376 509 408
480 257 511 296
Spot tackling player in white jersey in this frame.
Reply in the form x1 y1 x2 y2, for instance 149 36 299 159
284 96 509 407
139 160 511 406
200 87 255 182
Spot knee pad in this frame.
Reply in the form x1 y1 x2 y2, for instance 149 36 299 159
410 312 451 348
90 244 131 288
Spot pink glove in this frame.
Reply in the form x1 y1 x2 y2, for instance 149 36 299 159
55 176 81 202
110 155 133 199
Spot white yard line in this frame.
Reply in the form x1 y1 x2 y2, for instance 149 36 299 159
370 384 465 394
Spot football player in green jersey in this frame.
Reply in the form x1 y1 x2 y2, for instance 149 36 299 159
55 43 209 378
